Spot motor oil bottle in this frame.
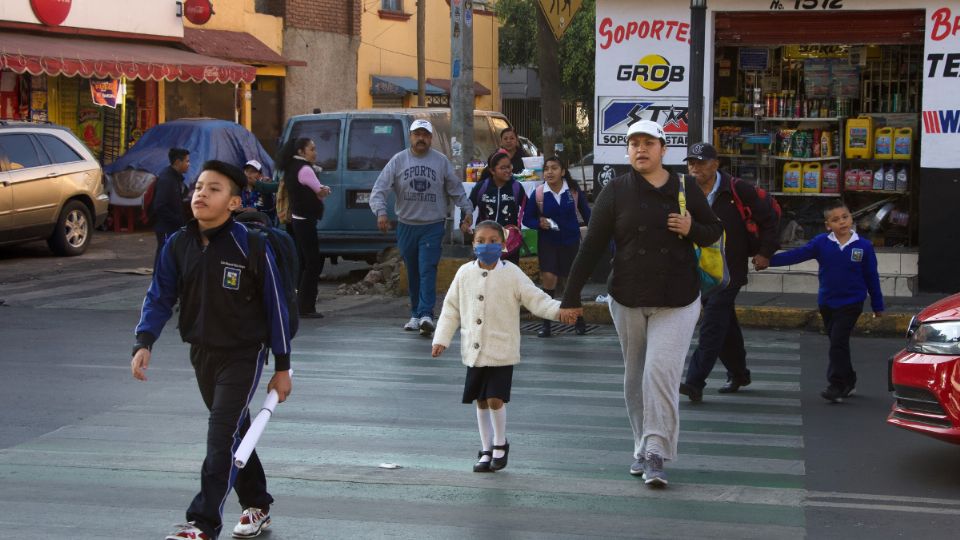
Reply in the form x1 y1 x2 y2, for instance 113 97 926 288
802 162 822 193
893 127 913 160
822 162 841 193
820 131 832 157
872 165 885 191
858 169 874 191
896 166 909 192
884 165 896 191
874 127 894 159
845 116 874 159
845 168 861 191
782 162 802 192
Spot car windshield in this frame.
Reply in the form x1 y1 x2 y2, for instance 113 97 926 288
347 119 404 171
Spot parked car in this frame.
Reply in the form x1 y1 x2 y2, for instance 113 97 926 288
0 121 109 255
277 108 513 263
518 135 540 157
569 152 594 195
887 293 960 444
104 118 274 207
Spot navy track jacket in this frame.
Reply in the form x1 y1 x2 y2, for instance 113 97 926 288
135 219 292 370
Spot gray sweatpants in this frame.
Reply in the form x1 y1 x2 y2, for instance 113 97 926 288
609 296 701 461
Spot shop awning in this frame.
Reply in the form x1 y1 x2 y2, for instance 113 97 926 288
426 77 492 96
0 31 256 84
371 75 445 96
715 10 925 46
182 28 305 67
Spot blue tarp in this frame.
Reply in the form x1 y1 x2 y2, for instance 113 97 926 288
104 118 274 186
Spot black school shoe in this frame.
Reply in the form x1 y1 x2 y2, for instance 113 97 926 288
473 450 494 473
679 383 703 403
821 385 844 403
490 441 510 471
718 372 752 393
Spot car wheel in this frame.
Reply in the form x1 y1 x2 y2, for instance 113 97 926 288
48 201 92 256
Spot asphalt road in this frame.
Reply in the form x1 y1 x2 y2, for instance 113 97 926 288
1 231 959 539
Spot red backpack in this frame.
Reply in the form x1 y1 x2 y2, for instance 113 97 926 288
728 177 781 256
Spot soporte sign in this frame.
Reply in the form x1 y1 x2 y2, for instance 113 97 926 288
31 0 72 27
597 97 689 148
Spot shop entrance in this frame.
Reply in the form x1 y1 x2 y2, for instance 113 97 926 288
711 10 925 250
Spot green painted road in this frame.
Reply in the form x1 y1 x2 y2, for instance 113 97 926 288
0 317 807 539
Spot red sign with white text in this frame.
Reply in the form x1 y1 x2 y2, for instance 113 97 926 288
184 0 213 26
30 0 72 27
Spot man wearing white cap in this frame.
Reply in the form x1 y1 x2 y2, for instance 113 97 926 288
558 120 722 487
239 159 278 224
370 118 474 336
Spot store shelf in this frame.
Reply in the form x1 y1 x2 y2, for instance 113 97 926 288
763 117 842 122
713 117 756 122
718 153 761 159
844 157 914 162
845 190 910 195
769 192 842 198
771 156 841 162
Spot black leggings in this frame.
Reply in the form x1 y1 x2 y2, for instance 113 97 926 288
291 217 324 314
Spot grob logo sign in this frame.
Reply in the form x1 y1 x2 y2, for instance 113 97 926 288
617 55 685 91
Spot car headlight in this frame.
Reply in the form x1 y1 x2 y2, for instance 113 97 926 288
906 320 960 355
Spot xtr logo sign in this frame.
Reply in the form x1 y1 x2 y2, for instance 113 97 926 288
923 110 960 133
616 55 685 91
598 99 688 146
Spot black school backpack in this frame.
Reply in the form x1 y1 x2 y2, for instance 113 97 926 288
235 212 300 338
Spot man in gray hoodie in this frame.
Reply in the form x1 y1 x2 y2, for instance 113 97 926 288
370 119 474 337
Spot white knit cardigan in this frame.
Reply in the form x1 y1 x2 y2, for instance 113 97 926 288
433 260 561 367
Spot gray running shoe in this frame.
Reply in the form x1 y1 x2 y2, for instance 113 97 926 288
403 317 420 331
629 457 645 476
642 453 668 486
419 316 436 337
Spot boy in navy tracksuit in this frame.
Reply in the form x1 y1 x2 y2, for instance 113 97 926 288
768 201 883 403
130 160 292 540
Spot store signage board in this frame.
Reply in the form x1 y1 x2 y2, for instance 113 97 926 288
1 0 181 38
537 0 584 41
184 0 213 26
594 0 690 165
922 3 960 169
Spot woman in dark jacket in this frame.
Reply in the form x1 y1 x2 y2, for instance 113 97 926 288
499 127 529 173
522 156 591 337
277 137 331 318
469 149 527 264
558 121 723 487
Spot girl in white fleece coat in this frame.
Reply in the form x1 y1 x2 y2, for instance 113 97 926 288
432 220 561 473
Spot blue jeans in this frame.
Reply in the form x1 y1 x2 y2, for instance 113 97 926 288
397 221 445 318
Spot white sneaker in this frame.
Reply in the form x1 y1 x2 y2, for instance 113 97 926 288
403 317 420 331
419 316 436 336
232 507 271 538
165 522 210 540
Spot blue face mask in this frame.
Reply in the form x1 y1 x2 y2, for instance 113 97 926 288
474 243 503 265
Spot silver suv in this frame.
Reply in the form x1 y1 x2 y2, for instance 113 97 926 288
0 122 109 255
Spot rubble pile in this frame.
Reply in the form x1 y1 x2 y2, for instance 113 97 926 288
336 248 402 296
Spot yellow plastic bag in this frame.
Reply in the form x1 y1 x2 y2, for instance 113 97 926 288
678 175 729 296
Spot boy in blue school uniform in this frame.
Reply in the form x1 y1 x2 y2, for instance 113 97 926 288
130 160 293 540
766 200 883 403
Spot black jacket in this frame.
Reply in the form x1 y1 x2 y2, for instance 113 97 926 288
153 166 187 234
509 147 528 173
285 158 324 220
469 177 527 227
707 171 780 287
562 170 723 308
135 218 292 370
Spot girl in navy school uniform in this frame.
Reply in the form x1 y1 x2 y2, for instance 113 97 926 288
523 156 592 337
469 149 528 265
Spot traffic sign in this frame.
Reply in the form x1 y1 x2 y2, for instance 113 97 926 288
537 0 583 41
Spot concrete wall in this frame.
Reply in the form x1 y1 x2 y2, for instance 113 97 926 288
283 28 359 116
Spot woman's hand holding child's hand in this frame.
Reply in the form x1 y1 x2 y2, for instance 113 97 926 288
432 344 446 357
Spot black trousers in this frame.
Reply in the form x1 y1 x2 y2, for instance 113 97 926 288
819 302 863 389
684 285 748 389
154 231 174 271
291 217 324 314
186 345 274 539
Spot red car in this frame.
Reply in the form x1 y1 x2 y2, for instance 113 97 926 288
888 293 960 444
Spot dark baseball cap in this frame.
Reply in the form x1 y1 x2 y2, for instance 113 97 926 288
683 142 719 162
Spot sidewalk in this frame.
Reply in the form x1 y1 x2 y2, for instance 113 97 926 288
574 283 947 337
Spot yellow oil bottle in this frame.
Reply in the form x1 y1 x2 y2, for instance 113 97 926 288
802 162 822 193
782 162 803 193
845 116 874 159
893 127 913 160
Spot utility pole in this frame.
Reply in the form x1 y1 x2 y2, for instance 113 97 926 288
688 0 707 145
450 0 474 179
417 0 426 107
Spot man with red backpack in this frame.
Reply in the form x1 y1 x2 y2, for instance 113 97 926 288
679 143 780 402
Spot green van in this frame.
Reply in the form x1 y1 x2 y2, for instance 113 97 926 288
277 108 512 262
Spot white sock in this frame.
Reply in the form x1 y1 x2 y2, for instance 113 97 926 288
476 406 493 462
491 406 507 459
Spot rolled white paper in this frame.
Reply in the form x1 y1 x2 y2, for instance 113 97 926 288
234 370 290 468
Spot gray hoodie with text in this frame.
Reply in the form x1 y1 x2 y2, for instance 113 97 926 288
370 148 473 225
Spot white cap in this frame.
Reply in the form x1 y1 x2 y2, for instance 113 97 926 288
626 120 666 142
244 159 263 171
409 119 433 134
